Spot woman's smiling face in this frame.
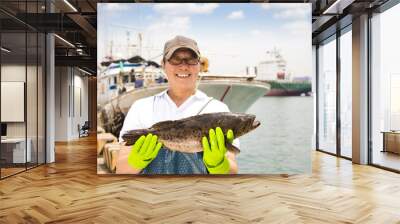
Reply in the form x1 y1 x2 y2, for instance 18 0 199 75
163 48 200 94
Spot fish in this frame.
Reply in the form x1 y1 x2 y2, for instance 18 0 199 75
122 112 260 154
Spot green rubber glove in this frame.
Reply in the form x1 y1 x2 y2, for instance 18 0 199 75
127 133 162 170
202 127 234 174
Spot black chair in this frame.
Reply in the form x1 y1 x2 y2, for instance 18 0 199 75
79 121 90 138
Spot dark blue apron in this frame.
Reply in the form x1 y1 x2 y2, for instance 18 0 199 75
140 149 207 174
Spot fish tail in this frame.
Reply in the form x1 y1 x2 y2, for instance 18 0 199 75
122 129 152 146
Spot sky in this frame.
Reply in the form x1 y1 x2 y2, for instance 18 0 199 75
97 3 312 77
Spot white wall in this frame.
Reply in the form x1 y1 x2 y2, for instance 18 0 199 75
1 65 30 138
1 63 46 163
55 66 69 141
54 66 89 141
72 73 89 138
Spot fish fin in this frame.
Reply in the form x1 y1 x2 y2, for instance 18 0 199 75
226 142 240 154
122 129 151 146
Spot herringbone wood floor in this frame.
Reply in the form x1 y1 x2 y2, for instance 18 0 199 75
1 135 400 223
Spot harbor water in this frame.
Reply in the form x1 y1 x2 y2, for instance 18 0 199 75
237 96 314 174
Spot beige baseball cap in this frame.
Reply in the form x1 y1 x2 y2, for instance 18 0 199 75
163 35 201 60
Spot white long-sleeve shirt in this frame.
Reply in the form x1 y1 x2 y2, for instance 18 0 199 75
119 89 240 148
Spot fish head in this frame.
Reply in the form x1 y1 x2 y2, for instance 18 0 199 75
223 113 260 137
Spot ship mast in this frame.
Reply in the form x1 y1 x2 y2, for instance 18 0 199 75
138 33 142 57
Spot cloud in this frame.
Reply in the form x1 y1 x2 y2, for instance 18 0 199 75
145 15 153 20
227 10 244 20
260 4 271 10
260 3 310 20
143 16 192 57
98 3 312 76
250 30 262 36
153 3 219 16
281 21 310 35
203 26 311 76
273 8 309 20
99 3 132 12
147 16 191 34
282 21 308 30
260 4 302 11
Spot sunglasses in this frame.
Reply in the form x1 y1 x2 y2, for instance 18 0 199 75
168 57 200 66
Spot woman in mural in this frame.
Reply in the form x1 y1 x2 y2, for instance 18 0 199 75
116 35 239 174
